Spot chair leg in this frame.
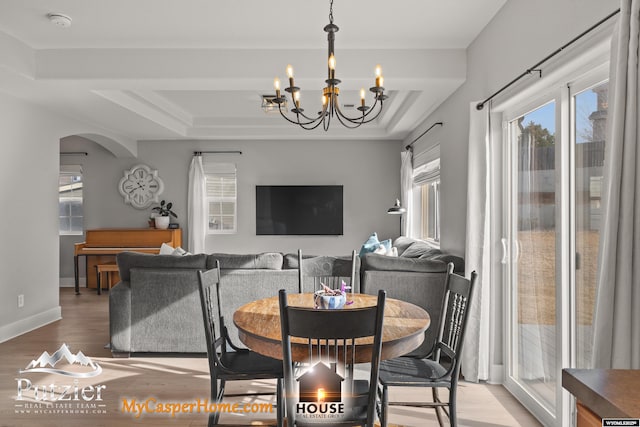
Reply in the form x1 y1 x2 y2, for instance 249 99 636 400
449 386 457 427
380 384 389 427
433 388 444 427
276 378 283 427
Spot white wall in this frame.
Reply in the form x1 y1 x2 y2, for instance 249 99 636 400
0 94 63 340
59 137 402 283
0 93 136 341
406 0 619 378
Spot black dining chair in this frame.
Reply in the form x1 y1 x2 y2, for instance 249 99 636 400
376 264 477 427
297 249 359 293
278 288 386 427
197 263 284 427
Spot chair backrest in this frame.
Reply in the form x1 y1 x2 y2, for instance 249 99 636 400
297 249 359 293
279 288 385 427
197 262 225 373
433 263 478 380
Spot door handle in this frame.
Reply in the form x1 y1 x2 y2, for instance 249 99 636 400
501 238 509 264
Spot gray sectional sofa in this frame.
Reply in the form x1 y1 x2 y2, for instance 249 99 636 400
360 237 464 356
109 251 299 355
108 238 463 357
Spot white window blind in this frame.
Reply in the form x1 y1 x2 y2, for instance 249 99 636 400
204 162 237 234
413 158 440 185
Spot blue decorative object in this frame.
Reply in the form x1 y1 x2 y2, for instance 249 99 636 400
314 290 347 310
359 232 381 257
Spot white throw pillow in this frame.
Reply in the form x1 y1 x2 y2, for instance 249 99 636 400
159 242 175 255
171 246 191 256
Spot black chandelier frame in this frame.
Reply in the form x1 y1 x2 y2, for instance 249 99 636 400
272 0 387 131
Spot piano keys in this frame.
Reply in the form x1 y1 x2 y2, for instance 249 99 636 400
73 228 182 294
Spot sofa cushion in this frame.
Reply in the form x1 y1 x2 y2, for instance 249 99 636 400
401 242 441 259
283 252 316 269
116 251 207 281
361 252 449 273
207 252 283 270
431 254 465 273
392 236 418 256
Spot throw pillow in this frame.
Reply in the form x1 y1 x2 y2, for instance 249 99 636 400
159 242 175 255
359 232 381 257
171 246 191 256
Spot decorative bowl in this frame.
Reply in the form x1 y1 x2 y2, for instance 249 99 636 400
314 290 346 310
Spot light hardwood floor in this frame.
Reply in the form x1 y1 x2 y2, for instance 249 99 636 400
0 288 542 427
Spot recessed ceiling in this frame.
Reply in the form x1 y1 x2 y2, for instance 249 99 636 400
0 0 507 143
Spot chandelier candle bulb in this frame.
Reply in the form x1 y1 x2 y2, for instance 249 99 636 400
360 88 366 107
287 65 295 87
274 78 281 98
375 65 383 87
294 91 301 108
329 54 336 79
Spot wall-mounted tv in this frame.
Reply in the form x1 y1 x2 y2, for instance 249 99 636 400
256 185 343 235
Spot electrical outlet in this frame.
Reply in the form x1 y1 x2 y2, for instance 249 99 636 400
17 294 24 308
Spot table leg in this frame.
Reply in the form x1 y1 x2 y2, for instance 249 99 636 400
96 265 101 295
74 255 80 295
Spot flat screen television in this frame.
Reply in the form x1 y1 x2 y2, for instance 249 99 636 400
256 185 343 235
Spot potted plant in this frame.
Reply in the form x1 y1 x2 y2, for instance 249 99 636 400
151 200 177 229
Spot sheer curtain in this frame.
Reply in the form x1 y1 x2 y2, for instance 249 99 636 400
188 154 207 254
462 102 498 382
400 150 413 237
592 0 640 369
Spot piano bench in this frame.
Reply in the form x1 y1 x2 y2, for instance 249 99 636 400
95 263 119 295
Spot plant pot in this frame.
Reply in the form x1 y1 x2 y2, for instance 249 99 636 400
155 216 170 229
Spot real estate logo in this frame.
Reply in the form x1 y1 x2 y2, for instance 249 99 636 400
294 362 346 421
19 343 102 378
14 343 107 415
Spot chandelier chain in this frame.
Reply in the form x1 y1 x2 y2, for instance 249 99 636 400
329 0 334 24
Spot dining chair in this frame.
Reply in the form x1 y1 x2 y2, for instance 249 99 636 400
197 263 284 427
278 288 386 427
297 249 359 293
376 264 478 427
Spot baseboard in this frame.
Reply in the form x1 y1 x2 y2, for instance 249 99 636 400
487 363 505 385
59 277 85 287
0 306 62 343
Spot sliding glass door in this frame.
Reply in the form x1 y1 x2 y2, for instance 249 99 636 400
502 68 608 425
505 99 559 423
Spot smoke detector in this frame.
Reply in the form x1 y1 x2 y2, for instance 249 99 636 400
47 13 72 28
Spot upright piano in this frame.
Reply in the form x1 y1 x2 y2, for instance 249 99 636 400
74 228 182 294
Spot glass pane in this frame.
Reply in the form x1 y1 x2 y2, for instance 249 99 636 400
59 202 69 216
208 201 218 215
59 217 70 232
574 81 608 368
209 215 221 230
221 216 235 230
511 100 557 411
70 217 83 232
221 202 235 215
69 200 83 216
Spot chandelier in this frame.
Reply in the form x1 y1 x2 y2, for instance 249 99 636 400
272 0 387 131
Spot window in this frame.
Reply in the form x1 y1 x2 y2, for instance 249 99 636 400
420 178 440 242
59 165 83 235
413 147 440 244
205 163 237 234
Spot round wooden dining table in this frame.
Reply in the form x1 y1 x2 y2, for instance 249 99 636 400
233 293 430 363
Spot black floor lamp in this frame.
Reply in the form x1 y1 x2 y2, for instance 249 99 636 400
387 199 406 236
